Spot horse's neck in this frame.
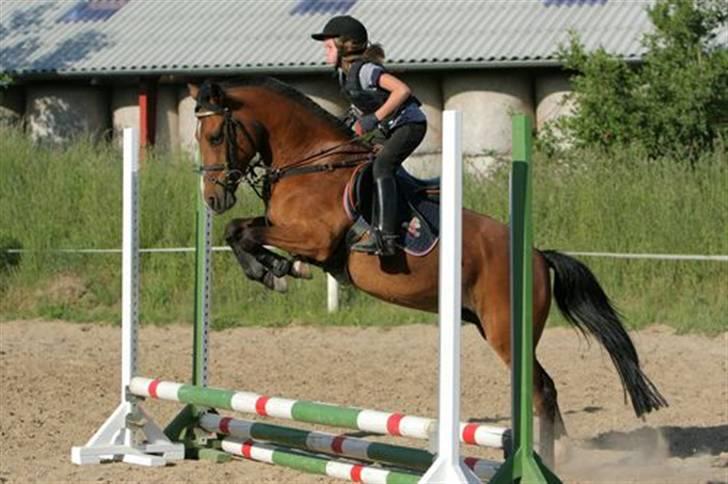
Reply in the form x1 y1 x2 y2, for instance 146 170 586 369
242 89 357 169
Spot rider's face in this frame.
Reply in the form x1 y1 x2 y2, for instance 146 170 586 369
324 38 338 65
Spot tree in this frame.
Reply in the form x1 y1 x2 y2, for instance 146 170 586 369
545 0 728 159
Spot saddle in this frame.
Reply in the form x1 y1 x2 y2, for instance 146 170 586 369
342 164 441 257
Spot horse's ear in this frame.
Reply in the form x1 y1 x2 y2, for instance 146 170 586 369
188 83 200 99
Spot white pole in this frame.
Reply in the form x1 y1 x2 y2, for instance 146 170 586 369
120 127 140 398
419 111 479 484
71 129 184 466
327 274 339 313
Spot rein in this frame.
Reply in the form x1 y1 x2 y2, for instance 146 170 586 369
195 101 373 202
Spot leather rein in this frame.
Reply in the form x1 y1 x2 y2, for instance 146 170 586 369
194 101 373 202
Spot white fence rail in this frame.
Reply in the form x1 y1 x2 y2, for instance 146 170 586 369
6 247 726 314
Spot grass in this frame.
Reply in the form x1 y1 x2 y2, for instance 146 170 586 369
0 126 725 333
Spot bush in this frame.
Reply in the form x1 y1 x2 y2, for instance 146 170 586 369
544 0 728 159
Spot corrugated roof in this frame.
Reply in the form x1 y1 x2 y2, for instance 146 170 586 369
1 0 661 77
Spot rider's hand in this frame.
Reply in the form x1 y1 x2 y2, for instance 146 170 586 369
354 113 379 135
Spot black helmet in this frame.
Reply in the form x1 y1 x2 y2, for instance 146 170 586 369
311 15 368 44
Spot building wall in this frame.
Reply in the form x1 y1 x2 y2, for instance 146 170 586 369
442 71 534 173
156 85 179 152
25 85 109 143
111 86 137 146
177 85 197 156
10 69 574 163
535 72 575 148
0 86 25 125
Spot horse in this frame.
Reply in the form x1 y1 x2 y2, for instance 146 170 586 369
187 78 667 463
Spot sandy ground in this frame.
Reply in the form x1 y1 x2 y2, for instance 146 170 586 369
0 320 726 484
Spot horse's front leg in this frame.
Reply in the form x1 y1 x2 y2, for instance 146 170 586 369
224 218 312 291
231 221 337 265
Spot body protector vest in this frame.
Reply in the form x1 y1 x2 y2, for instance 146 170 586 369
339 60 421 118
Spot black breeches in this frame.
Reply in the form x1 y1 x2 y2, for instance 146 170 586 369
373 122 427 179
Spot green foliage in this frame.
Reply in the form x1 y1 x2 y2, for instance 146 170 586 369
1 125 726 333
546 0 728 159
0 73 11 89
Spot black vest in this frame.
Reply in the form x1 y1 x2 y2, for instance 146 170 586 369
339 60 390 114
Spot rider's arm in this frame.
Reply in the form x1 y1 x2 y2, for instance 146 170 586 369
373 73 411 122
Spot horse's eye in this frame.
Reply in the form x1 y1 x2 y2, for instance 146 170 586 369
209 132 224 146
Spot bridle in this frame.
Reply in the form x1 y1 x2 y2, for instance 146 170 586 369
195 101 259 194
194 99 374 202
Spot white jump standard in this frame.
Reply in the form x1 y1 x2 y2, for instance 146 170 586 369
70 128 184 466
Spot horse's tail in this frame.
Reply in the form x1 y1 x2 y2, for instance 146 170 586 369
541 250 668 417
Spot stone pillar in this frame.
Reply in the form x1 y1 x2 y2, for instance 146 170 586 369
26 85 109 143
177 85 197 157
443 71 533 174
0 86 25 126
155 84 179 152
111 86 137 147
399 73 442 178
535 73 574 149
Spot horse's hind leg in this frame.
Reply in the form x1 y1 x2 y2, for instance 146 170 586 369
533 358 566 467
475 254 562 467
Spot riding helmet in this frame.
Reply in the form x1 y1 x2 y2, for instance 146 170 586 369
311 15 368 44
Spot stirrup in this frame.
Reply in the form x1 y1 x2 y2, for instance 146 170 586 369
350 233 381 254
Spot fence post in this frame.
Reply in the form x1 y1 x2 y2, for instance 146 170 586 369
490 115 561 484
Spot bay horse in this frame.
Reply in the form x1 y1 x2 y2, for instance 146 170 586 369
188 78 667 460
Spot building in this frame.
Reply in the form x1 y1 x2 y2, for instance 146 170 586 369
1 0 658 174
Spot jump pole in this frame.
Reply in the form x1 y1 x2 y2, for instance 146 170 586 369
490 115 561 483
70 128 184 466
130 376 508 449
199 413 500 480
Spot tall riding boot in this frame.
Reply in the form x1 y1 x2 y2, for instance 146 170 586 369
375 175 399 256
350 176 400 256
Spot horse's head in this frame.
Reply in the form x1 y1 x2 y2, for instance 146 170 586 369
189 81 260 214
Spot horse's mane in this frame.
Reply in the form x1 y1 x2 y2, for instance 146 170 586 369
218 77 355 140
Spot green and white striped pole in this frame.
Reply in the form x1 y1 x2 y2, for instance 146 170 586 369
200 414 500 480
131 377 508 449
222 437 421 484
490 115 561 483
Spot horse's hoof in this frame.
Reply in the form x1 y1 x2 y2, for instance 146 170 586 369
263 272 288 293
290 261 313 279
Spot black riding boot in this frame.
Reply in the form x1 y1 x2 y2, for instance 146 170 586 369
351 176 399 256
376 176 399 256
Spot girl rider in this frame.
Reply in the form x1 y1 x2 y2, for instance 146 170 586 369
312 15 427 256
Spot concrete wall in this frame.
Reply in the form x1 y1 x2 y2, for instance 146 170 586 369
535 73 574 131
155 85 179 152
288 75 348 117
111 84 180 151
177 85 197 156
26 85 109 143
442 71 533 173
111 86 137 146
11 70 575 166
0 86 25 126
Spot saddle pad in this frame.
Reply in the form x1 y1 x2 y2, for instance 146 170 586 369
343 165 440 257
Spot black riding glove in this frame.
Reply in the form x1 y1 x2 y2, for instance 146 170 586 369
356 113 379 134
